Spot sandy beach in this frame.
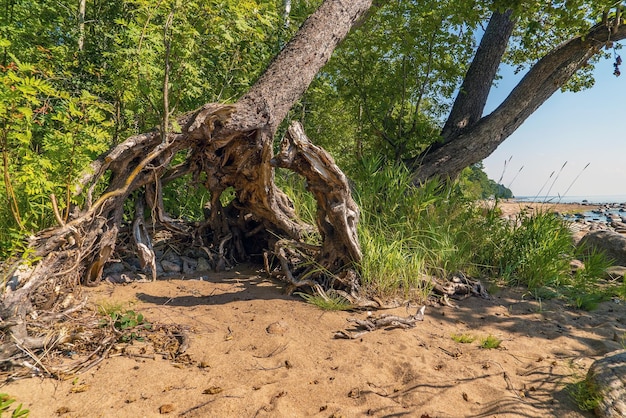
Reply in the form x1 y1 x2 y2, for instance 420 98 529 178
490 199 602 219
3 267 625 417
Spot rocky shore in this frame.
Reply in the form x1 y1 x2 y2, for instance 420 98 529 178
496 200 626 242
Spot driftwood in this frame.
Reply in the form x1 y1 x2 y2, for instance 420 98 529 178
431 272 490 303
334 306 426 339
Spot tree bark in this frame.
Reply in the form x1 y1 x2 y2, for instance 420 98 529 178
438 9 516 143
0 0 372 372
77 0 86 52
412 19 626 184
232 0 373 134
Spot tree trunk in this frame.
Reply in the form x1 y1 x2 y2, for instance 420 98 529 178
412 17 626 184
77 0 86 51
438 9 516 143
0 0 372 373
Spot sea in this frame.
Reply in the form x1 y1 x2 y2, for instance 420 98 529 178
514 195 626 223
514 195 626 204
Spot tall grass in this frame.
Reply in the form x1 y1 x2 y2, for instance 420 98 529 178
351 158 484 299
499 210 574 289
336 159 617 305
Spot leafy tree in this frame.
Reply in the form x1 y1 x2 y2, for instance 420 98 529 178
1 0 625 372
408 2 626 182
300 1 625 185
459 163 513 199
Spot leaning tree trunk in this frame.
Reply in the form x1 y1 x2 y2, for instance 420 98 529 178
0 0 373 371
411 15 626 184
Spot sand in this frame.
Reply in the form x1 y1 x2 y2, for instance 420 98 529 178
488 200 601 219
2 200 625 417
2 270 625 417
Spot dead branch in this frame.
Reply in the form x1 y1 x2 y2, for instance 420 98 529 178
334 306 426 339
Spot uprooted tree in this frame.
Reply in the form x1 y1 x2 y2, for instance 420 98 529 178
1 0 626 374
0 0 373 372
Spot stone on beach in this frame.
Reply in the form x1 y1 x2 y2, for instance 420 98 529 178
587 350 626 418
578 230 626 267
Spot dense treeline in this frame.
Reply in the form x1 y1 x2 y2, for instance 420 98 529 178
0 0 518 256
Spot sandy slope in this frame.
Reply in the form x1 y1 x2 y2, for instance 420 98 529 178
3 269 625 418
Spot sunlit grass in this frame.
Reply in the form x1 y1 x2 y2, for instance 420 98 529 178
479 335 502 349
451 333 476 344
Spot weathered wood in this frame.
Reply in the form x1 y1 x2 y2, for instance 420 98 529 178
273 122 362 270
0 0 374 374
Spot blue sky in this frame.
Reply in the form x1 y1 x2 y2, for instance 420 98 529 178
482 55 626 198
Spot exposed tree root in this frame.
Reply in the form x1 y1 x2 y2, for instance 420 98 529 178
0 104 363 377
334 306 426 339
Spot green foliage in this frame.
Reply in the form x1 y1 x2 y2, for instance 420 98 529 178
352 158 481 298
451 333 476 344
0 394 29 418
0 58 113 257
0 0 287 256
506 0 614 91
99 305 152 342
567 377 603 412
459 163 513 199
617 280 626 301
492 211 574 289
296 291 353 311
275 170 317 227
306 0 484 164
479 335 502 349
563 250 614 310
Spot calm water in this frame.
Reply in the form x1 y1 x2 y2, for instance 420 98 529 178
515 195 626 204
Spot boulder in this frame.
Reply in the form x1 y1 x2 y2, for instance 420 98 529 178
578 230 626 267
587 350 626 418
196 257 211 272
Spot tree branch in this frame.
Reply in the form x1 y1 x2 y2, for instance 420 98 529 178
439 9 516 143
413 20 626 183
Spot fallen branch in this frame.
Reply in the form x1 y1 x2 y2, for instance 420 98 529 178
334 306 426 339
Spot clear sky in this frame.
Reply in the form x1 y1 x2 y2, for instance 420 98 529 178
482 55 626 198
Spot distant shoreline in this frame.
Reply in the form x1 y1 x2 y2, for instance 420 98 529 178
514 195 626 205
493 200 603 218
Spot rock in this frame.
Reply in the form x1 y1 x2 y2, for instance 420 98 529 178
180 256 197 275
103 262 126 274
196 257 211 272
587 350 626 418
570 259 585 274
266 321 289 335
578 230 626 267
161 260 181 273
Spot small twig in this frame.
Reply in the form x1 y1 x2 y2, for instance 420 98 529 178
12 339 51 376
176 330 190 354
252 344 288 359
36 297 88 323
178 399 218 416
248 361 288 371
485 360 528 403
438 346 461 358
335 306 426 339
